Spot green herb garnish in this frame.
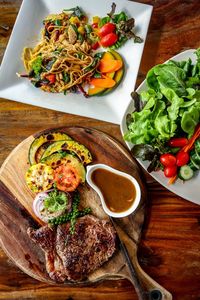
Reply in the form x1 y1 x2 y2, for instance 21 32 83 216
31 56 43 76
48 191 91 234
44 189 68 212
54 19 62 26
62 71 70 83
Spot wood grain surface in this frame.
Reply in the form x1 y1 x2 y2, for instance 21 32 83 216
0 1 200 300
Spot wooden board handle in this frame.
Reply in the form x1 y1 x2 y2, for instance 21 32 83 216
112 221 172 300
129 257 172 300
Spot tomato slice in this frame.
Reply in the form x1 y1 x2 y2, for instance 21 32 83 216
99 23 116 37
54 164 80 192
160 153 176 167
46 74 56 84
100 32 118 47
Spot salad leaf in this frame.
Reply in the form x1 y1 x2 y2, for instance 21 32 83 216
148 64 187 96
99 16 111 27
125 48 200 172
181 105 199 136
155 114 177 140
130 91 148 113
131 144 156 161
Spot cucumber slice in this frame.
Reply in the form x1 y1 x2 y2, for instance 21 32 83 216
178 165 194 181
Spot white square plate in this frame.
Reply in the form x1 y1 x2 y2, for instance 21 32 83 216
0 0 152 124
121 49 200 205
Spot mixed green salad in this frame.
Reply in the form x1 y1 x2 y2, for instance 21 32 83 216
125 48 200 183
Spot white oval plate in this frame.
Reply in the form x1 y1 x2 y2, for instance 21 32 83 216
120 49 200 205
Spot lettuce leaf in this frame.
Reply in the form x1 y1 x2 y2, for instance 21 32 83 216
125 48 200 148
147 64 187 96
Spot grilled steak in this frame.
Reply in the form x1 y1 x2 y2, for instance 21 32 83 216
27 215 116 282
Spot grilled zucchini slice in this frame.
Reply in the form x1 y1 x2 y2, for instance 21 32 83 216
28 132 72 165
40 140 92 165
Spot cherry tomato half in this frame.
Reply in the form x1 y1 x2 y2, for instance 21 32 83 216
91 41 100 50
92 23 98 29
100 32 118 47
168 137 188 148
160 153 176 167
176 151 190 167
99 22 116 37
164 165 177 178
54 164 80 192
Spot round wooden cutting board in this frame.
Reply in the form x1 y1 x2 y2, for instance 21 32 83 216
0 126 172 300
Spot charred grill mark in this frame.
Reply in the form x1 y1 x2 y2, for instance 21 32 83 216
46 134 54 141
85 129 92 134
61 143 68 149
81 155 85 161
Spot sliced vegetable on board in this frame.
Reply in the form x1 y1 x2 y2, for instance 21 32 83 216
41 153 86 183
26 163 54 193
54 164 80 192
33 190 71 222
25 131 93 232
29 131 72 165
40 140 92 165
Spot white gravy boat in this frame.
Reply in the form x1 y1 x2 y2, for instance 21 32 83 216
86 164 141 218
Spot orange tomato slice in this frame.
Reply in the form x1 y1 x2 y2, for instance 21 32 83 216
54 164 80 192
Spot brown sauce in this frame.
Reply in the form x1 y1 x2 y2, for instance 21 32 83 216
91 168 136 213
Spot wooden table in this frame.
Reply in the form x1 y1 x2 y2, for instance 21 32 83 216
0 1 200 299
